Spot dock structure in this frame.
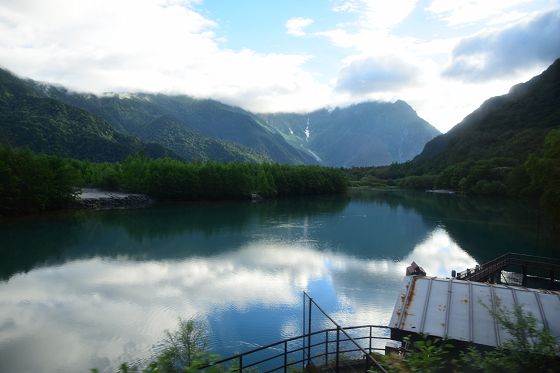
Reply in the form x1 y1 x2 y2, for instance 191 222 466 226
455 253 560 289
389 264 560 349
195 254 560 373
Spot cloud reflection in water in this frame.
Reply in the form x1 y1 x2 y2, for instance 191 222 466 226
0 227 475 373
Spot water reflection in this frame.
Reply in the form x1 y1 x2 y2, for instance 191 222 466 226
0 197 350 280
0 190 555 373
350 189 556 261
0 231 475 373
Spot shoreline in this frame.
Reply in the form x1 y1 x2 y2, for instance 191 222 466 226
73 188 153 210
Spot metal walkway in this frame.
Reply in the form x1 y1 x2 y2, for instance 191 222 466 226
455 253 560 289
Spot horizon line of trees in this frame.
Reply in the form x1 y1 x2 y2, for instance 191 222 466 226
0 145 348 216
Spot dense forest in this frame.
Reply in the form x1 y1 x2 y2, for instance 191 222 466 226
0 145 347 216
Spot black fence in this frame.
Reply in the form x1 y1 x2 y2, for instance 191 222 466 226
197 292 396 372
302 292 389 373
455 253 560 289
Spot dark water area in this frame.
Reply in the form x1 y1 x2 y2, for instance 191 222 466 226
0 190 557 372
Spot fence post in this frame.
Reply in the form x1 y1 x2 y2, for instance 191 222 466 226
302 292 305 370
522 264 527 287
284 340 288 373
369 326 372 355
239 355 243 373
308 296 312 367
325 330 329 366
335 326 340 373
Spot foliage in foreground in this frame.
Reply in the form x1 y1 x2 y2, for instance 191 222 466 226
460 301 560 372
94 318 225 373
380 301 560 373
102 300 560 373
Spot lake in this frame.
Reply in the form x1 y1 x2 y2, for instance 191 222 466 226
0 190 557 372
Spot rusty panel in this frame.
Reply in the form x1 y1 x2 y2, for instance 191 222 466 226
399 276 430 332
389 276 412 329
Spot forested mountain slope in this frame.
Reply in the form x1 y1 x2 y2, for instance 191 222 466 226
260 101 440 167
415 58 560 169
43 88 313 164
0 69 171 162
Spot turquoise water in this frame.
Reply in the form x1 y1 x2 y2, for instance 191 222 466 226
0 190 557 372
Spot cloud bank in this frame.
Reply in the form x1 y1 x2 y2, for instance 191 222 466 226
0 0 329 112
336 56 418 94
0 0 557 132
286 17 314 36
444 10 560 81
427 0 533 26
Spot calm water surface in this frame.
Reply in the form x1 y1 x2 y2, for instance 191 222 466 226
0 190 557 372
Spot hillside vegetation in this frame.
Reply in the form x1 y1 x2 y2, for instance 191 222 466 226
0 67 440 166
348 59 560 224
42 87 314 164
0 70 172 162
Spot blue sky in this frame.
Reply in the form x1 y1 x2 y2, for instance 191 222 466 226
0 0 559 132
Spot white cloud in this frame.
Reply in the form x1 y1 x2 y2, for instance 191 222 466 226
336 56 418 93
313 1 560 131
333 0 419 31
285 17 314 36
0 0 329 113
444 9 560 81
0 0 555 134
426 0 533 26
318 0 421 58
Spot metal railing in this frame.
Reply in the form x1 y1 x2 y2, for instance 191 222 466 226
302 292 389 373
196 291 394 373
196 324 392 373
455 253 560 289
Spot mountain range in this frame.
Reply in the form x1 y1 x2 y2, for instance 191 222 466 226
260 100 440 167
0 67 439 166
